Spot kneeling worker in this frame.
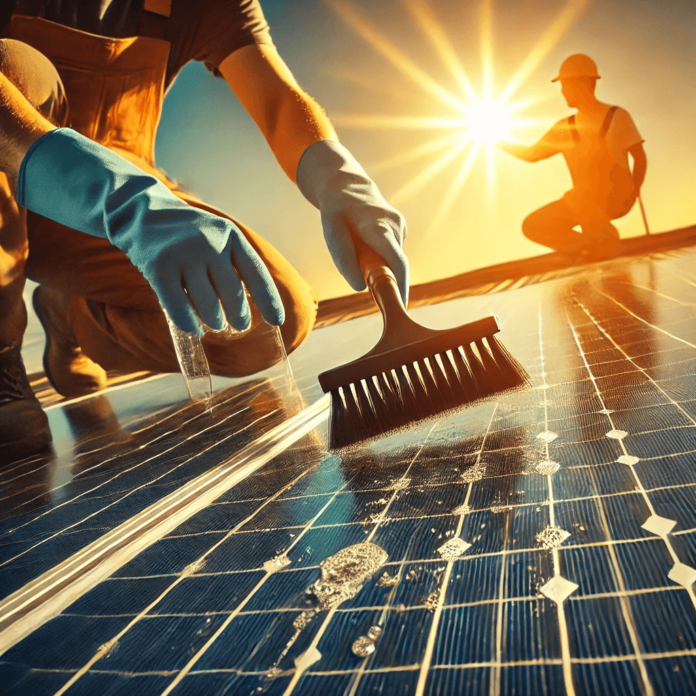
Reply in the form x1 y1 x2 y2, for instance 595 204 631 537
0 1 408 457
498 54 646 261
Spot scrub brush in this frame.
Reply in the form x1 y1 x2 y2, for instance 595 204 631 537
319 241 530 449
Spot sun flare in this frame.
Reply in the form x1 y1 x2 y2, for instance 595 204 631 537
328 0 587 236
464 98 514 145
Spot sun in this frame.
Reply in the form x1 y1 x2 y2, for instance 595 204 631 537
327 0 587 236
464 98 514 145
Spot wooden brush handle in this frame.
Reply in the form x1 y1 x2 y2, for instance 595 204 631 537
353 234 413 331
354 235 399 295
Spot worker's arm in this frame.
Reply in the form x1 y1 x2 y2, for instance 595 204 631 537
497 120 567 163
219 44 334 181
0 71 54 181
2 68 281 334
497 136 562 163
219 44 409 304
628 142 647 195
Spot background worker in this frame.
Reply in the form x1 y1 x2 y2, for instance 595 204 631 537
498 53 647 262
0 0 408 457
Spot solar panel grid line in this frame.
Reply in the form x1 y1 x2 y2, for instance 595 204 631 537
572 297 696 613
536 301 577 696
0 459 53 488
3 373 294 528
567 306 665 695
41 373 169 413
490 465 512 696
55 570 689 620
574 304 696 433
594 288 696 351
415 406 499 696
0 379 296 546
52 446 345 695
626 282 696 310
175 644 696 672
4 251 696 695
342 524 446 690
0 404 277 574
275 423 443 696
0 386 253 518
11 643 696 684
0 417 328 660
675 273 696 290
151 455 380 694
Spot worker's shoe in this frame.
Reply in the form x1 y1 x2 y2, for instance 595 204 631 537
583 222 621 260
32 285 107 398
0 346 52 462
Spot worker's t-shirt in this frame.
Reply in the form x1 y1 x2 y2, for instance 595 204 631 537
540 106 644 190
7 0 274 90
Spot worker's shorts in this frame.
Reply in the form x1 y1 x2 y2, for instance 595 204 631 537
0 39 317 377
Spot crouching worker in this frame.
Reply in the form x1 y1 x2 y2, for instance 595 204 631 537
0 1 408 458
498 54 646 262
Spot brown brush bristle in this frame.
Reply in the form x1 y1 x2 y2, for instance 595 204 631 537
329 333 530 451
487 335 530 389
329 385 368 449
451 347 480 401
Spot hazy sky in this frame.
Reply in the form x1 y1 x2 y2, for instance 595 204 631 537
155 0 696 299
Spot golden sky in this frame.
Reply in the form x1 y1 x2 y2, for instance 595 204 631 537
156 0 696 299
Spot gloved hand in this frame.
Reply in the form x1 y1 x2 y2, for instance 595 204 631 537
296 139 409 305
17 128 284 335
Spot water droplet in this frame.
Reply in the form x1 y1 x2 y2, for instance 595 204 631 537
308 543 388 610
352 636 376 657
367 625 383 641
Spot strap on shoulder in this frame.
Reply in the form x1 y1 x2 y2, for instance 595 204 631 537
600 106 618 138
141 0 171 40
568 114 579 143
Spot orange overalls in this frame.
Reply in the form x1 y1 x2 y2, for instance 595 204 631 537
1 4 317 376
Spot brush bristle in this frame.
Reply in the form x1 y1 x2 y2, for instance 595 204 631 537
328 334 530 450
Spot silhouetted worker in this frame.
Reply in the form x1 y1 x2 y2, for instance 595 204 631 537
498 54 647 261
0 0 409 459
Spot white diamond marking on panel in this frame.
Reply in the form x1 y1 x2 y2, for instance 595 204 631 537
436 537 472 560
294 646 322 672
540 575 578 604
668 563 696 588
536 525 571 549
536 460 560 476
537 431 558 444
641 514 677 537
617 455 640 466
605 429 628 440
263 554 292 573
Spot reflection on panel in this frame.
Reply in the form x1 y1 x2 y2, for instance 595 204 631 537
2 247 696 695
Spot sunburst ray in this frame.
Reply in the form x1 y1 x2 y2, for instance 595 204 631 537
329 114 467 130
500 0 587 103
327 0 468 113
370 133 464 174
390 137 472 206
330 0 586 228
480 0 494 99
425 141 482 237
402 0 479 104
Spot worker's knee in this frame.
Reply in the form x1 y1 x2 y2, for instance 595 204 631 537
0 39 68 126
277 275 318 356
521 211 544 243
204 275 317 378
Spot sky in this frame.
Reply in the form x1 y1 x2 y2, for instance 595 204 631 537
155 0 696 300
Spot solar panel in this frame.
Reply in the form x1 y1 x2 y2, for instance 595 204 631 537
1 247 695 695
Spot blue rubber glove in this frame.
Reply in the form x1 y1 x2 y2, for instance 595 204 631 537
296 140 409 305
17 128 284 335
